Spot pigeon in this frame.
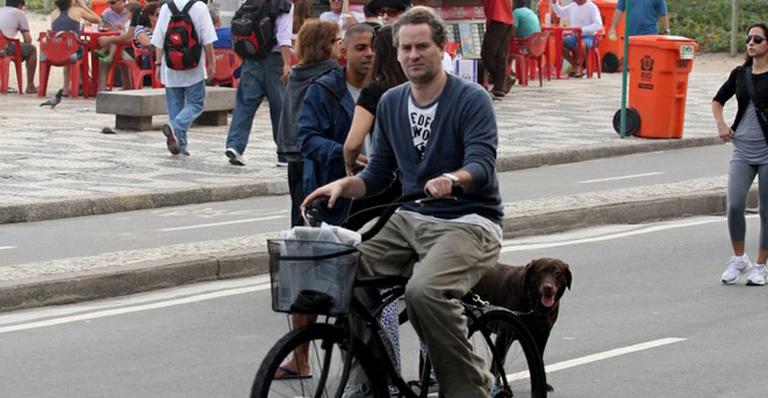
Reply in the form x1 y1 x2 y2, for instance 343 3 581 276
40 89 64 109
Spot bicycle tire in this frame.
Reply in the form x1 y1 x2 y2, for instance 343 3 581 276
468 308 548 398
250 324 388 398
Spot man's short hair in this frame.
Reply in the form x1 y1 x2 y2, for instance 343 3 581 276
6 0 26 8
344 23 375 43
392 6 447 49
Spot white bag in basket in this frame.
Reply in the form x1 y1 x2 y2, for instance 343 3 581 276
277 224 361 313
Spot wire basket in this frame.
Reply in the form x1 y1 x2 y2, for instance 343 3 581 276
268 239 360 316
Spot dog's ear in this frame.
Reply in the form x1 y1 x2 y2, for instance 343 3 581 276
562 262 572 290
524 260 537 293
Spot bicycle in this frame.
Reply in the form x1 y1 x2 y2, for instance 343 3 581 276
250 192 548 398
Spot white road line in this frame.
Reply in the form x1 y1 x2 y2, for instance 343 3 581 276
159 215 284 232
578 172 664 184
501 216 754 253
0 246 15 251
507 337 687 382
0 282 272 334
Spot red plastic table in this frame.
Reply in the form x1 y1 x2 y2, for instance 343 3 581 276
542 26 583 79
80 30 121 97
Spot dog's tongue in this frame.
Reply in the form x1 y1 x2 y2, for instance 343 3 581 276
541 295 556 308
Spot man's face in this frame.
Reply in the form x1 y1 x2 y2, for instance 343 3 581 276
108 0 125 13
378 7 404 25
397 23 444 84
342 31 374 79
329 0 342 13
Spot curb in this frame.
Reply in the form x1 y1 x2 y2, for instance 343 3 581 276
0 185 754 313
0 137 721 225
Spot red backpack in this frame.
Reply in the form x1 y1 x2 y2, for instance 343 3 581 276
163 0 202 70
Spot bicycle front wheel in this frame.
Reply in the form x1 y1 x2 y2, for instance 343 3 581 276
468 308 547 398
250 324 386 398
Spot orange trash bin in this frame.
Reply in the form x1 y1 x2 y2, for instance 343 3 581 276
593 0 624 73
627 35 698 139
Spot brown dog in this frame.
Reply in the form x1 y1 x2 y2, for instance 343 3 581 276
471 258 572 391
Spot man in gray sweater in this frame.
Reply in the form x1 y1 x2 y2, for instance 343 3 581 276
302 7 503 397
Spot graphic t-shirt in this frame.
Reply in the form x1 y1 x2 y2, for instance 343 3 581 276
408 95 438 159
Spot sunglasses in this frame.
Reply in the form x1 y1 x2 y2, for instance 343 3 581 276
746 35 765 45
377 8 402 17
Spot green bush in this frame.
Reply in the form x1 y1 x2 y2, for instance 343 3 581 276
25 0 55 13
668 0 768 52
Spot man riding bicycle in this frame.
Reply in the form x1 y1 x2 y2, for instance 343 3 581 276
301 7 503 397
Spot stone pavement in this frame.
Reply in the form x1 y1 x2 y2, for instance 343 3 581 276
0 53 746 310
0 62 732 224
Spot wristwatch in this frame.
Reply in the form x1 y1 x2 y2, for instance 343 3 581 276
442 172 460 186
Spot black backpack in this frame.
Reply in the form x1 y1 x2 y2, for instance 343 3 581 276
163 0 202 70
231 0 292 60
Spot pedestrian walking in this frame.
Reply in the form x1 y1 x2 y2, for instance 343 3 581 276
277 19 341 229
151 0 217 156
224 0 293 166
480 0 515 97
609 0 670 40
297 23 374 225
713 22 768 286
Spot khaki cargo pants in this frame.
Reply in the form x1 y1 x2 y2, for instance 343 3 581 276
354 211 501 398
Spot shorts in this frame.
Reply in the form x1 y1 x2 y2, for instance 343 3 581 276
563 34 594 50
3 42 35 61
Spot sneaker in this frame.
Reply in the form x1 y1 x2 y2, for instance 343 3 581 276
721 255 752 284
276 161 289 168
225 148 245 166
747 265 767 286
342 384 371 398
162 123 179 155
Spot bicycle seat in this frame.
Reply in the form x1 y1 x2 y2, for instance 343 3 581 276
355 275 409 288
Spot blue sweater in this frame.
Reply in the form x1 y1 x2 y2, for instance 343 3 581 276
297 67 355 224
358 74 504 225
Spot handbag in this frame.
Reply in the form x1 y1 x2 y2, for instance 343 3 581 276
743 66 768 144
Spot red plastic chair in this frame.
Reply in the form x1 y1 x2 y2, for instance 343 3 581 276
0 34 24 94
38 30 88 98
106 41 155 90
209 48 243 87
511 31 551 87
584 28 604 79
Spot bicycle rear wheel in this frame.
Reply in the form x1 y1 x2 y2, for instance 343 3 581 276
251 324 386 398
468 308 547 398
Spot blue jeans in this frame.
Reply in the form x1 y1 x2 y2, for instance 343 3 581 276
165 80 206 153
564 34 595 50
226 53 285 157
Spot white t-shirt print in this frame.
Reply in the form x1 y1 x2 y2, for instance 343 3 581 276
408 95 439 160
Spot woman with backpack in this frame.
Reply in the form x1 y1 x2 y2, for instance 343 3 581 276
273 19 342 379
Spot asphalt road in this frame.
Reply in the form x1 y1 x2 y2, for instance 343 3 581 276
0 144 731 265
2 214 766 397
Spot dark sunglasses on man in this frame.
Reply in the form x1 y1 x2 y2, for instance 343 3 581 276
377 7 402 17
746 35 766 45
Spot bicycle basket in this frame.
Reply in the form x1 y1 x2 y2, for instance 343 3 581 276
268 239 360 316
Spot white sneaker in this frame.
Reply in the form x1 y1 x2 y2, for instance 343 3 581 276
721 255 752 284
225 148 245 166
746 265 767 286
